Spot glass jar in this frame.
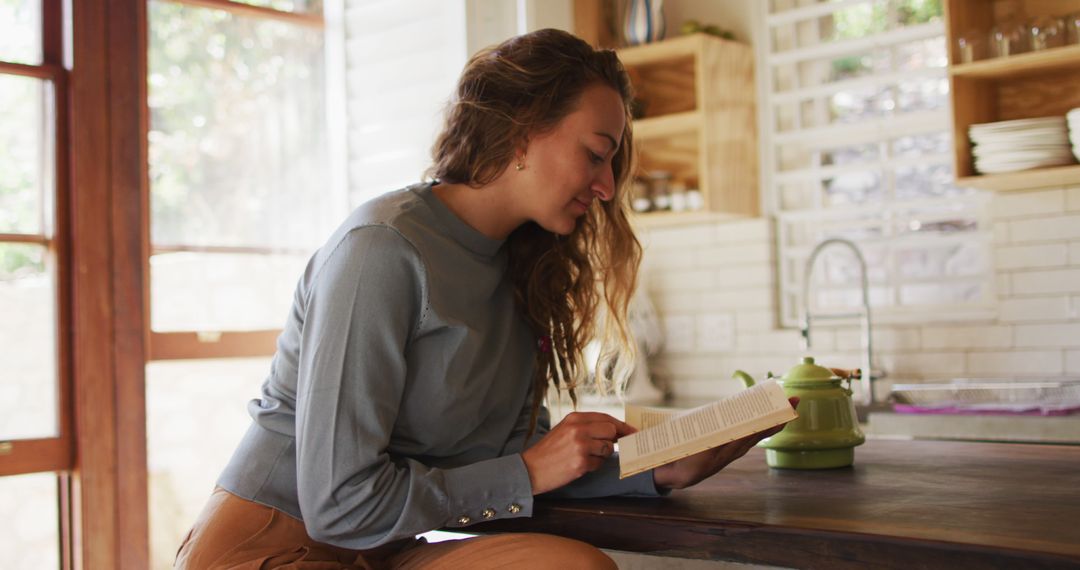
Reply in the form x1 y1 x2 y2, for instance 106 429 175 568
1064 11 1080 45
648 171 672 211
1028 15 1065 51
630 178 651 212
956 29 986 63
989 20 1028 57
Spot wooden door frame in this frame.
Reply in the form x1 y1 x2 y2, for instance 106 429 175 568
69 0 150 568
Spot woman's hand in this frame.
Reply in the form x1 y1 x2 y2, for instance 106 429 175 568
652 397 800 490
522 411 636 495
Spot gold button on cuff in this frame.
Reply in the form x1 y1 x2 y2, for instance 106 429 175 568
456 515 471 525
481 508 496 519
507 503 522 514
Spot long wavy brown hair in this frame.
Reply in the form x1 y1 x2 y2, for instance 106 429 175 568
426 29 642 434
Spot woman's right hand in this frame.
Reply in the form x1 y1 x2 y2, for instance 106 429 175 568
521 411 636 495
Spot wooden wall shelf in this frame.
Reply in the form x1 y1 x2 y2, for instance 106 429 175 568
955 163 1080 191
619 34 759 224
945 0 1080 192
950 43 1080 79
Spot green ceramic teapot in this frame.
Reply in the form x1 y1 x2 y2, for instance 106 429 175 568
733 357 865 469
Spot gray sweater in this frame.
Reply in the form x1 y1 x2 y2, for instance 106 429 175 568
217 182 661 549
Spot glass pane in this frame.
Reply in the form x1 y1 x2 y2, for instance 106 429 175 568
0 0 43 65
897 243 986 280
891 131 948 157
894 162 958 200
0 473 60 570
0 74 51 235
824 170 883 205
900 281 983 305
151 251 308 331
147 358 270 570
0 243 57 439
148 1 331 250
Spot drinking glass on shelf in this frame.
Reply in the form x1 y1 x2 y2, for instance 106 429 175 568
1066 12 1080 45
1028 15 1065 51
989 20 1028 57
956 29 986 63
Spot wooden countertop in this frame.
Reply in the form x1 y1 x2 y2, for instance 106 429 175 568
472 440 1080 568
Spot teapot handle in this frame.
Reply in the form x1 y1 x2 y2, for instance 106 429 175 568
732 370 755 388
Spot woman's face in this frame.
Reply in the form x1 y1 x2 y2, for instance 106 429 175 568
515 84 626 236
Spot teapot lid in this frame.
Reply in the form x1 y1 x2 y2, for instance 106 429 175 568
781 356 837 383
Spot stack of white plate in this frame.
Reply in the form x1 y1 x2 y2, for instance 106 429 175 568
969 116 1076 174
1069 108 1080 162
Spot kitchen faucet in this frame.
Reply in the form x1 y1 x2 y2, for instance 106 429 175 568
800 238 876 407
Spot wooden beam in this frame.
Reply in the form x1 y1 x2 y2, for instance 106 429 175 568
69 0 149 567
0 439 72 476
170 0 324 28
150 330 280 360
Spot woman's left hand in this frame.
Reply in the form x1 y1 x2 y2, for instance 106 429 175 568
652 397 799 490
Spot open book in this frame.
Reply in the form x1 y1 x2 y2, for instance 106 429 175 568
617 380 797 479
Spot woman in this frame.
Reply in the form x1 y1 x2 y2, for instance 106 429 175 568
176 28 792 569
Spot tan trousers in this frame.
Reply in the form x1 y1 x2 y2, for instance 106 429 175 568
174 488 616 569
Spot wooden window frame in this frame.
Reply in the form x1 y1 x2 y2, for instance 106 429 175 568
146 0 326 362
1 1 328 567
0 0 74 487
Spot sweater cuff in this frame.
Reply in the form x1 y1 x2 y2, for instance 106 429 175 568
441 453 533 528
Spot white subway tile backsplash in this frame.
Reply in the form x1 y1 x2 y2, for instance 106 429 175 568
695 313 736 352
736 330 804 354
872 328 922 351
1067 350 1080 375
644 248 696 270
1014 323 1080 347
965 350 1063 376
1012 269 1080 295
922 325 1012 349
991 188 1065 219
669 377 743 400
655 354 727 377
649 289 702 314
713 219 769 244
877 352 966 377
640 226 716 250
996 274 1011 296
992 221 1010 244
994 243 1068 270
649 269 716 291
713 265 772 289
1009 215 1080 243
998 297 1072 322
834 328 864 351
1070 242 1080 265
694 242 772 268
661 315 695 353
735 310 775 332
1067 187 1080 212
699 289 772 311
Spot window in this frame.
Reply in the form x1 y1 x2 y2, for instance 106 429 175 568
144 1 341 566
760 0 993 327
0 0 71 567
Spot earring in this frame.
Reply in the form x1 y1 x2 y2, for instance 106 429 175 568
516 154 525 171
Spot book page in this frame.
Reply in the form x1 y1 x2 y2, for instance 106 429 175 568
618 381 796 478
624 404 678 431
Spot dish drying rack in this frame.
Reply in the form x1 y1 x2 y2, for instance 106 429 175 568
889 379 1080 416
